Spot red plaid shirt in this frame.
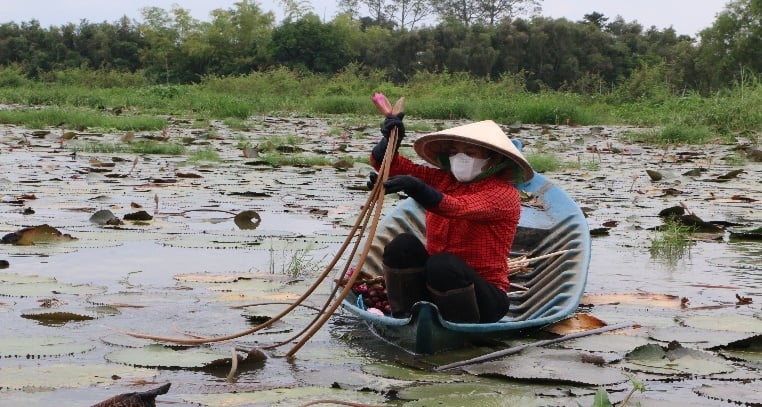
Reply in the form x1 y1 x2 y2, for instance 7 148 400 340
373 153 521 292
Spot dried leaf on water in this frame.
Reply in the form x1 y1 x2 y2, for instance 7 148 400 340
233 210 261 230
0 224 77 245
543 313 607 335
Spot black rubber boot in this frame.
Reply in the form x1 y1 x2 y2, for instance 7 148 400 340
382 264 426 318
427 283 480 323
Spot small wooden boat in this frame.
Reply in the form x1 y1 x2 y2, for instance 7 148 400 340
338 170 591 354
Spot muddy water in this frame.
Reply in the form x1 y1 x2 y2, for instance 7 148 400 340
1 118 761 406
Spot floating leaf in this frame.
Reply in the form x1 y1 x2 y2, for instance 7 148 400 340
105 344 232 369
1 224 77 245
649 326 752 348
0 336 95 358
561 333 652 354
21 310 95 325
713 334 762 368
678 314 762 333
581 293 682 308
694 383 762 406
0 363 156 391
89 209 123 225
544 313 607 334
362 362 448 382
233 210 261 230
179 385 385 407
463 347 628 386
0 281 106 297
622 342 734 376
399 381 541 407
646 169 663 181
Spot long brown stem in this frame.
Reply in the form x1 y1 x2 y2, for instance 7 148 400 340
285 128 398 356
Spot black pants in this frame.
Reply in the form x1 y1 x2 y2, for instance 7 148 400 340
383 233 510 322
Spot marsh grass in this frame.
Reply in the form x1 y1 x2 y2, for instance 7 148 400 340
2 68 762 135
650 219 695 264
188 146 221 162
526 153 564 173
259 152 332 167
0 107 166 131
73 140 186 155
268 244 324 279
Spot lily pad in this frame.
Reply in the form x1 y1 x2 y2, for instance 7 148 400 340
713 334 762 368
649 326 754 348
361 362 449 382
463 347 629 386
179 385 386 407
0 336 95 358
399 381 542 407
621 342 734 376
678 313 762 333
694 383 762 405
561 332 653 353
105 344 233 369
0 281 107 297
0 363 156 391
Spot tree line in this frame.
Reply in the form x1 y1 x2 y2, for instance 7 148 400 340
1 0 760 95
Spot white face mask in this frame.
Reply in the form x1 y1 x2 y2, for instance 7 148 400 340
449 153 490 182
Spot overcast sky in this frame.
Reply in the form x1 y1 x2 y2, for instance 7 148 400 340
1 0 730 36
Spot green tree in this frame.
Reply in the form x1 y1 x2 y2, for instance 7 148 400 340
270 14 356 72
433 0 540 26
696 0 762 90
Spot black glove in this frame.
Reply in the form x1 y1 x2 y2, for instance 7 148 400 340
367 171 378 190
383 175 443 209
372 113 405 162
380 113 405 140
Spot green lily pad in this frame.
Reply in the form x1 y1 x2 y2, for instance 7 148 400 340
713 334 762 368
0 280 107 297
678 313 762 333
179 385 386 407
87 291 200 307
105 344 232 369
463 347 629 386
561 332 653 353
362 362 449 382
0 272 57 284
0 363 156 391
399 381 543 407
649 326 753 348
694 383 762 405
0 336 95 358
622 342 735 376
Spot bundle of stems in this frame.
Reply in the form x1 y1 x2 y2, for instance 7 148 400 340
508 249 570 276
123 96 405 358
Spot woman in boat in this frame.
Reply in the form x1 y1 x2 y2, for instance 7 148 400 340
369 116 534 323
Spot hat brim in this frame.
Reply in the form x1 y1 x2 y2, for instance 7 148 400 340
413 120 534 182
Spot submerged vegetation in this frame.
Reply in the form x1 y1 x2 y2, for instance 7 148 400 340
650 219 695 265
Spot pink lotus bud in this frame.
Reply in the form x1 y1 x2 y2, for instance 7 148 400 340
372 93 393 116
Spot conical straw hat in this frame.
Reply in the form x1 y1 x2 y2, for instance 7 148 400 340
413 120 534 182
